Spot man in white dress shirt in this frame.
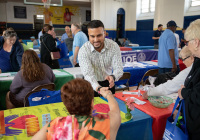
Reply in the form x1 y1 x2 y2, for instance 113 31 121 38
78 20 123 96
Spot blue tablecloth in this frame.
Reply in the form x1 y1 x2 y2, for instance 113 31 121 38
121 50 158 62
101 97 153 140
127 46 154 50
116 62 159 86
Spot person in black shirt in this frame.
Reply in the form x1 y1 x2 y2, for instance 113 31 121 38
152 24 163 49
180 28 186 49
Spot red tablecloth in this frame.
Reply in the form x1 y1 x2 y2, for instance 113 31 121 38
115 91 174 140
120 47 132 51
151 59 186 71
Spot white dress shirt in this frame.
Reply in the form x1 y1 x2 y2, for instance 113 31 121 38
147 64 192 96
78 38 123 90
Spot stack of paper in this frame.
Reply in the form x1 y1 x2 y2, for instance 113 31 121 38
128 97 146 105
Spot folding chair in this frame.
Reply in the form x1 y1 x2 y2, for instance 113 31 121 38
137 69 158 90
115 72 131 91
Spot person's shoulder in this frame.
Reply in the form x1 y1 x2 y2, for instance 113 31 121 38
105 38 119 49
80 41 90 50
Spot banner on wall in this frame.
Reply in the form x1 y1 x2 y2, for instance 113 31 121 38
34 6 81 25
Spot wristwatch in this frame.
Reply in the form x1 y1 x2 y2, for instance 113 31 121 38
110 75 116 81
97 86 102 93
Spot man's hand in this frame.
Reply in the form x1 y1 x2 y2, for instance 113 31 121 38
178 85 185 99
0 69 1 74
73 59 77 65
105 76 114 88
142 91 148 100
171 65 177 73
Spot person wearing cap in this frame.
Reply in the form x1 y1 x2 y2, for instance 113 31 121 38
152 24 163 49
158 20 180 74
30 36 38 46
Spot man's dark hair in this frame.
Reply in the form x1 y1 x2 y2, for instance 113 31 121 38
87 20 104 29
158 24 163 28
182 28 186 31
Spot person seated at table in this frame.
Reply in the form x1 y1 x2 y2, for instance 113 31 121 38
142 46 194 99
30 36 38 46
0 30 24 73
177 19 200 140
121 38 129 47
6 50 55 109
31 78 121 140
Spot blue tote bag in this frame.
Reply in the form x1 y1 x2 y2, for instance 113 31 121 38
28 89 62 106
163 97 188 140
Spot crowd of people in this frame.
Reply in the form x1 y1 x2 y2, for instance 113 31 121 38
0 18 200 139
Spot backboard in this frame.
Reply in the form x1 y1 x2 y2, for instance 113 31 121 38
24 0 63 7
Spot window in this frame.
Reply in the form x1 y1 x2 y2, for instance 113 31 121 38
36 15 44 20
141 0 155 13
190 0 200 7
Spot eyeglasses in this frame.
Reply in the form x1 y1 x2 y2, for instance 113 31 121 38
181 56 190 61
185 39 194 46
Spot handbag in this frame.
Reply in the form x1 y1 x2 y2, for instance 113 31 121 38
163 97 189 140
42 39 61 60
28 89 62 106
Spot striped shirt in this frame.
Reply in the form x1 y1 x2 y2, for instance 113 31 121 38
78 38 123 90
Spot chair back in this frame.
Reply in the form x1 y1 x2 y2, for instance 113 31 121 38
24 83 55 107
115 72 131 91
137 69 158 89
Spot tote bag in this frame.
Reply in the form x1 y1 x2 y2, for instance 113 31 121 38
163 97 188 140
28 89 62 106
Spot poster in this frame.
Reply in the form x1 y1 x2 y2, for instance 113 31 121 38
34 5 80 25
14 6 27 19
1 97 129 139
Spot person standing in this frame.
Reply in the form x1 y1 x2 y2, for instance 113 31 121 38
40 25 60 69
71 23 88 67
152 24 163 49
78 20 123 96
61 26 70 42
158 20 180 74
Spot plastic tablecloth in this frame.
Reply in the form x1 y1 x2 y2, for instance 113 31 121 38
101 97 153 140
127 46 154 50
115 91 174 140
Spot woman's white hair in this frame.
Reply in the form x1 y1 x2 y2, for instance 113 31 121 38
179 46 192 58
185 19 200 41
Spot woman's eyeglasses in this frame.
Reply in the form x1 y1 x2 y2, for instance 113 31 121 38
185 39 194 46
181 56 190 61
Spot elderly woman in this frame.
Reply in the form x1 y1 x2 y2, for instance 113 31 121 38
142 46 194 99
6 50 55 109
0 30 24 72
40 24 60 69
178 19 200 140
31 79 121 140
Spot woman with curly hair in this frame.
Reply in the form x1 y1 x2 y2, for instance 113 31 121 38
6 50 55 109
32 78 121 140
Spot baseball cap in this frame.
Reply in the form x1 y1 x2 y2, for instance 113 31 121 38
167 20 178 27
30 36 35 39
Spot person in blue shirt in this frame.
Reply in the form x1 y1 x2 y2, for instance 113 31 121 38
152 24 163 49
158 20 180 74
0 30 24 72
121 38 129 46
71 23 88 67
61 26 71 42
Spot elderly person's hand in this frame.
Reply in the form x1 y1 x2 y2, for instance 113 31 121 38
142 91 148 100
178 85 185 99
73 59 77 65
173 109 181 120
99 87 112 99
105 75 115 88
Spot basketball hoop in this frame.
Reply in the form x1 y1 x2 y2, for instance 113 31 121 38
43 0 51 9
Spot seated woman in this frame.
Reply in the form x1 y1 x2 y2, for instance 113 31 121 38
142 46 194 99
6 50 55 109
31 79 121 140
0 30 24 72
178 19 200 140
